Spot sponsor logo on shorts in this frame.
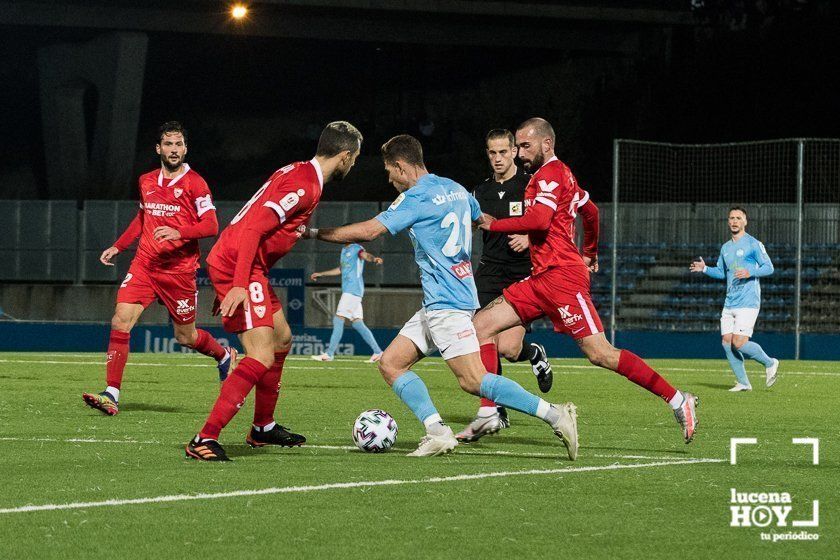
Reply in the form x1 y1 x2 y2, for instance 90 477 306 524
451 260 473 279
175 298 196 315
557 305 583 328
457 329 475 340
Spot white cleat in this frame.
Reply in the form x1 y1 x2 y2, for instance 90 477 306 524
365 353 382 363
407 426 458 457
455 412 504 443
729 383 753 392
765 358 779 388
310 353 334 362
549 402 578 461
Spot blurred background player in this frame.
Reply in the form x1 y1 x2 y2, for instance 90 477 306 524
307 134 578 459
456 128 553 443
82 121 233 416
689 207 778 391
474 117 699 445
185 121 363 461
310 239 384 363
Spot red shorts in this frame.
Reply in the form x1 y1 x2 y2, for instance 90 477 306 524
503 265 603 339
208 265 282 334
117 263 198 325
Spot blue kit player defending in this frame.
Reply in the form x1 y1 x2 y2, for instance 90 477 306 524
310 241 384 362
690 206 778 391
305 134 578 458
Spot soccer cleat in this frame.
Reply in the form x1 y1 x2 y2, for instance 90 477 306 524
674 392 699 444
407 426 458 457
185 435 230 461
497 405 510 428
530 343 553 393
82 391 119 416
311 353 334 362
728 382 752 392
549 402 579 461
245 424 306 448
765 358 779 388
365 353 383 363
217 347 238 382
455 412 505 443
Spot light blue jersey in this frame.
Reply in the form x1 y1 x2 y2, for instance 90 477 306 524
704 233 774 309
375 174 481 311
340 243 365 297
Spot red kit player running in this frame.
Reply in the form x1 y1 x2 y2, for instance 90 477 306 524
473 118 699 444
185 121 363 461
83 121 233 416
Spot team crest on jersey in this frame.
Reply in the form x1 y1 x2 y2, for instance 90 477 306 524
509 202 523 216
253 305 267 318
174 188 183 198
736 249 745 257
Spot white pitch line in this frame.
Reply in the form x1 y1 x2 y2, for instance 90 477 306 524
0 457 723 515
1 358 838 377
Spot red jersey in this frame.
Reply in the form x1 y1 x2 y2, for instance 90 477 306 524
117 164 217 274
207 158 323 287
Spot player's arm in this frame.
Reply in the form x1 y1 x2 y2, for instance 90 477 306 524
739 241 774 279
359 250 384 265
102 210 143 266
578 198 599 271
310 267 341 281
480 203 553 233
310 219 388 244
701 253 727 279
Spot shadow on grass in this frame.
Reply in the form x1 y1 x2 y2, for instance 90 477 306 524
695 382 733 390
120 402 184 413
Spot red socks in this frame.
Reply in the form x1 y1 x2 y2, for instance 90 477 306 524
616 350 677 402
105 330 131 390
199 357 267 440
253 350 288 427
479 343 499 408
187 329 227 361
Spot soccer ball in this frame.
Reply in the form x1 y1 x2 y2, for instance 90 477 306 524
352 409 398 453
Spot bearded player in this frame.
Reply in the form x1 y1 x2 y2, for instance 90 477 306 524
473 118 699 444
185 121 363 461
82 121 234 416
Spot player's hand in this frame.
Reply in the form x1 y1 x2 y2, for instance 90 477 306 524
508 234 529 252
153 226 182 242
477 213 496 231
734 268 751 279
373 257 384 265
583 255 599 273
310 272 320 281
220 287 248 317
100 246 119 266
689 257 705 273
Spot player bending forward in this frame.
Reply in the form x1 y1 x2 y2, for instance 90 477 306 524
306 134 579 459
473 118 699 444
83 121 234 416
689 207 778 391
185 121 363 461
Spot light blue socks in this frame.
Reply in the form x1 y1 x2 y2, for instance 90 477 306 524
479 373 540 416
392 371 439 424
326 316 344 357
738 341 774 368
722 342 750 386
352 320 382 354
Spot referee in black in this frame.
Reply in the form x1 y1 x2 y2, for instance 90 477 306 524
456 128 553 444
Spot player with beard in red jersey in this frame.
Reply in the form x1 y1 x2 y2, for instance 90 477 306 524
185 121 363 461
83 121 233 416
472 118 699 446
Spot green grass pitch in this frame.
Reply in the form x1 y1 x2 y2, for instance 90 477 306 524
0 352 836 559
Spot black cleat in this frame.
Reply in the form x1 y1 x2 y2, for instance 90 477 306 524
246 424 306 448
497 406 510 428
530 343 553 393
185 435 230 461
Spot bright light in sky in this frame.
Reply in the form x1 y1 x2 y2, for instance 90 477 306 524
231 5 248 20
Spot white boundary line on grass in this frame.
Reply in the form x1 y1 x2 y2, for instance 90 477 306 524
1 358 839 377
0 457 723 515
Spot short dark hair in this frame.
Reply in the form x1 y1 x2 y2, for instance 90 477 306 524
729 206 748 219
381 134 425 167
316 121 363 157
516 117 555 144
486 129 515 147
157 121 187 145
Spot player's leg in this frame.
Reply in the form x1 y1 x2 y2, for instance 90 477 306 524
313 314 344 361
720 309 751 390
498 325 553 393
247 304 306 448
434 310 578 460
730 308 779 387
352 319 383 362
172 321 235 382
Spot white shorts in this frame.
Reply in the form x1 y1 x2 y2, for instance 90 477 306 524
336 293 363 321
720 307 760 337
398 308 479 360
